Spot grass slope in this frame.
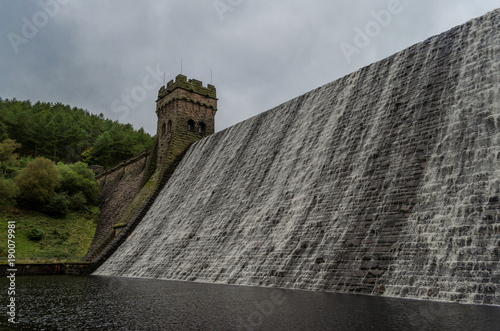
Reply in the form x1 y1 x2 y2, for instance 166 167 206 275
0 206 98 263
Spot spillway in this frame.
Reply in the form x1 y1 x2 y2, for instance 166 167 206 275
95 9 500 305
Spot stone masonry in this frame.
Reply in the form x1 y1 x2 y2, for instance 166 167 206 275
156 75 217 171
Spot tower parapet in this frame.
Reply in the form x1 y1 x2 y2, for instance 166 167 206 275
159 74 217 100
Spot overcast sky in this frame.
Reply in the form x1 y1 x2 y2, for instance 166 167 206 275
1 0 498 134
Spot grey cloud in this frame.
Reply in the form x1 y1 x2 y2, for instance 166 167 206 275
0 0 498 134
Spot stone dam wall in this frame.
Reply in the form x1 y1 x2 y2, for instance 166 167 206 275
95 10 500 305
85 150 153 260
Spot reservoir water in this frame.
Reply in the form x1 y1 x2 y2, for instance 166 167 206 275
2 275 499 330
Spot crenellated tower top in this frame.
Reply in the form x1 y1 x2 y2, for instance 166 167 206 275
158 74 217 100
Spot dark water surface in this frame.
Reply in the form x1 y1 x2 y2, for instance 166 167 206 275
1 275 499 330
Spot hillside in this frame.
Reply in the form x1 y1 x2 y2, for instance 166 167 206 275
0 98 154 263
0 207 98 263
0 98 155 168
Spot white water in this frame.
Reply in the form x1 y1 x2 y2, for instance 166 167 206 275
95 9 500 305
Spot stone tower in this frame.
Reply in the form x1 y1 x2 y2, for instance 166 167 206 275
155 74 217 169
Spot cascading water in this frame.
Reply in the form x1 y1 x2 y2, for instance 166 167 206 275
95 9 500 305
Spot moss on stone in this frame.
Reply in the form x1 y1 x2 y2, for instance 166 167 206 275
117 168 161 224
113 223 127 229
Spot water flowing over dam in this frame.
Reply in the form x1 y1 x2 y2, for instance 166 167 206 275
95 10 500 305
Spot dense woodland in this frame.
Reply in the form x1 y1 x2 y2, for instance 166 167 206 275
0 98 155 215
0 98 155 167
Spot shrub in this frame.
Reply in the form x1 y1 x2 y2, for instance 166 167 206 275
44 193 69 218
0 177 19 207
16 157 59 207
58 162 98 205
69 191 87 211
27 228 44 241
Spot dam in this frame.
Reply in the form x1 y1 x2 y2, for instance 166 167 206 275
94 9 500 305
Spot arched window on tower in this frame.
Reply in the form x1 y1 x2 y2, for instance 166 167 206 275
198 122 206 134
167 120 172 133
187 119 195 132
161 122 166 136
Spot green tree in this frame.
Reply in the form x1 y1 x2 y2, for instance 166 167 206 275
0 177 19 207
69 191 87 211
0 111 8 141
44 193 70 218
57 162 98 205
92 132 114 167
16 157 60 207
0 139 21 177
80 147 94 164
